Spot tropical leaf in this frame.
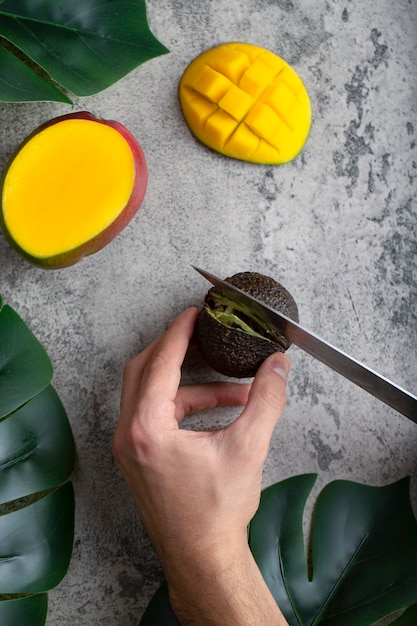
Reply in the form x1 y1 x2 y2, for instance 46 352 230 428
249 474 417 626
141 475 417 626
0 296 75 625
0 595 48 626
0 483 74 593
390 604 417 625
0 384 75 505
0 44 71 103
0 0 169 103
0 304 53 419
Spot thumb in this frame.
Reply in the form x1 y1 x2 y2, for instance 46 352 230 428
229 352 290 444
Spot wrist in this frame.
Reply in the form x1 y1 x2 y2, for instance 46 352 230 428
166 543 250 623
164 541 287 626
162 533 249 590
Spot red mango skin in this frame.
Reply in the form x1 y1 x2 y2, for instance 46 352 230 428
0 111 148 269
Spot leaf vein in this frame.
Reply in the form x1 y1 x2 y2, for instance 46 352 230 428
311 532 370 625
0 12 147 47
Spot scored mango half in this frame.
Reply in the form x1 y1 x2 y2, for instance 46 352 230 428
179 42 311 164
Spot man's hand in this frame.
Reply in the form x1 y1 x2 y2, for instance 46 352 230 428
113 307 290 625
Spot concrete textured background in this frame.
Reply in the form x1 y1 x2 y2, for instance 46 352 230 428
0 1 416 624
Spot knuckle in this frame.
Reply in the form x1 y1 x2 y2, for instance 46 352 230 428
146 350 170 377
238 432 258 458
234 430 267 468
135 428 157 464
127 423 154 459
259 379 287 413
113 410 161 467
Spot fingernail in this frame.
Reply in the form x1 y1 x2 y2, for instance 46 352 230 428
272 355 290 382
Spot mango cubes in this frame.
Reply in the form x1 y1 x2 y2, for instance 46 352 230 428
179 42 311 164
0 112 147 268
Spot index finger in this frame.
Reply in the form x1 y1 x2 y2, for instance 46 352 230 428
133 307 199 426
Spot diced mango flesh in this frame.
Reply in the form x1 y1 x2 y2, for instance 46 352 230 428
2 119 135 257
179 42 311 164
219 85 254 121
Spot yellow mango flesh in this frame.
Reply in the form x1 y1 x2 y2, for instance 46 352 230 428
2 118 135 258
179 42 311 164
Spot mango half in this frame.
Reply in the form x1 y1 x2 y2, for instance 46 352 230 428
179 42 311 164
0 112 147 268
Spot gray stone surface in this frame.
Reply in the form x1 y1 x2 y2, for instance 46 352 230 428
0 1 416 624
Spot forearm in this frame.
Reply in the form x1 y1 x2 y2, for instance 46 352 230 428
164 542 288 626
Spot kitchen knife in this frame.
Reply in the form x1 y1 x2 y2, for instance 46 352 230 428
193 267 417 423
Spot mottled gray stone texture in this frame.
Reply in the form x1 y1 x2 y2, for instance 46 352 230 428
0 1 416 624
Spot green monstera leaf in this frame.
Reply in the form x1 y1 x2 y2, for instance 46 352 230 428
0 483 74 594
0 385 75 504
0 595 48 626
249 474 417 625
0 0 169 103
140 474 417 626
389 603 417 625
0 297 75 626
0 303 53 419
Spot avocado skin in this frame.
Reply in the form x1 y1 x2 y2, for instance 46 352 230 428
196 272 299 378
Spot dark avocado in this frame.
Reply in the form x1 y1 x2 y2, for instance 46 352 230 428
196 271 299 378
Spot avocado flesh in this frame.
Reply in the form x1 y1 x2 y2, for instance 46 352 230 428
204 291 288 349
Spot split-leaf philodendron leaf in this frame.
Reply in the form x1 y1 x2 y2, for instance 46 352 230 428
249 474 417 625
0 483 74 594
0 385 75 505
0 297 75 626
140 474 417 626
0 303 53 419
0 0 169 103
389 604 417 625
0 595 48 626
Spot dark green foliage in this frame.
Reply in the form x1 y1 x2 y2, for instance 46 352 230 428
0 297 75 625
0 304 53 419
0 595 48 626
250 474 417 625
0 0 169 102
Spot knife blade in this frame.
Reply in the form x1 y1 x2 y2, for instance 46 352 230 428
193 266 417 423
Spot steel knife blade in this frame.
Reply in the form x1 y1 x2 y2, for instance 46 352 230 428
193 266 417 423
